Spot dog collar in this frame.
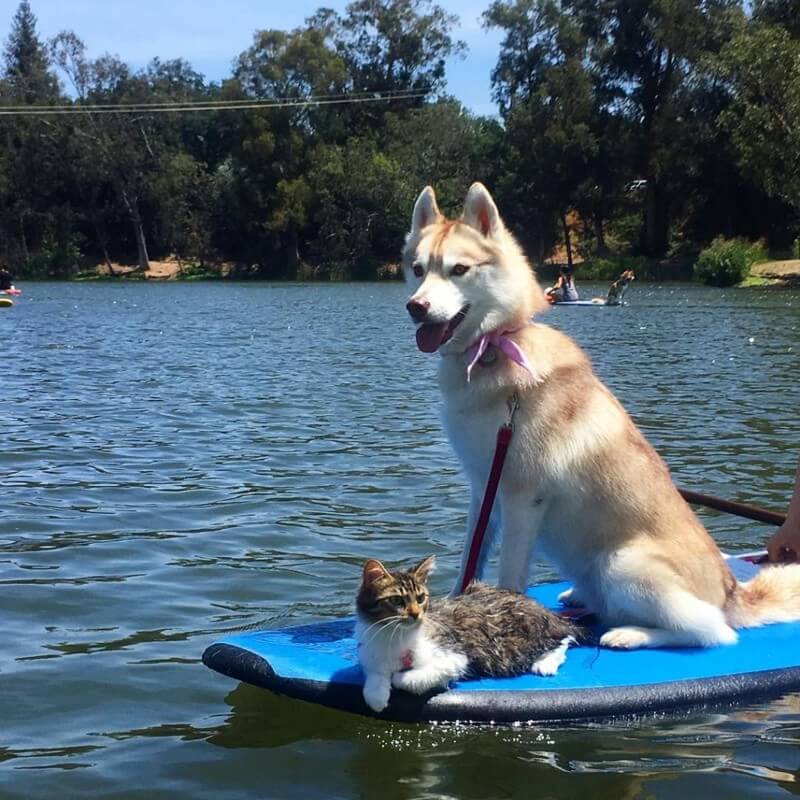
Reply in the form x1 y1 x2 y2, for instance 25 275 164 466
465 330 540 383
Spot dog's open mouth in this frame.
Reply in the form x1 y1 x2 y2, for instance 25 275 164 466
416 305 470 353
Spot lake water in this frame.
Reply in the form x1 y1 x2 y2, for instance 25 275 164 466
1 280 798 799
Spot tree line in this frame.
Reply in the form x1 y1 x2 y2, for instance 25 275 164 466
1 0 798 280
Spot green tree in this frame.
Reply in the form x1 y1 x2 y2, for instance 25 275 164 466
152 151 217 270
718 22 800 212
752 0 800 38
310 0 464 135
566 0 744 256
305 100 501 275
51 34 213 271
336 0 462 93
484 0 597 265
228 23 347 274
3 0 58 103
0 1 64 274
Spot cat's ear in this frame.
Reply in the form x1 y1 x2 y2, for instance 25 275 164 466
362 559 390 587
413 555 436 582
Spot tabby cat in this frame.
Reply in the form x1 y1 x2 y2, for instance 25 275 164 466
355 556 583 713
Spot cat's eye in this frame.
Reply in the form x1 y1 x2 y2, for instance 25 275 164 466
387 596 405 607
451 264 470 276
417 594 427 603
413 264 424 278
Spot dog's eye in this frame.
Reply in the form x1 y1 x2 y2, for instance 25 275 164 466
413 264 424 278
451 264 470 277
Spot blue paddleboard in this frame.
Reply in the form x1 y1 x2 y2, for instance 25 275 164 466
202 556 800 723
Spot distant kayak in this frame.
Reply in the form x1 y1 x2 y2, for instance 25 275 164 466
552 299 611 307
1 286 22 296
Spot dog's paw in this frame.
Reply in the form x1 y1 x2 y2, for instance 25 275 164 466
600 626 652 650
363 682 391 712
557 587 585 608
715 625 739 646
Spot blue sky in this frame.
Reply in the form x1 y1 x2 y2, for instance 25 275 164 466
1 0 503 115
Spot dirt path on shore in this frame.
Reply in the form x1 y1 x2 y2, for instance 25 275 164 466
751 260 800 282
96 260 183 279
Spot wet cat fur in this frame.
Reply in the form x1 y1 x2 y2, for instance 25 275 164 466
355 556 585 712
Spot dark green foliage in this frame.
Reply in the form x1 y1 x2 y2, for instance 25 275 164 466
3 0 58 102
718 23 800 212
752 0 800 38
694 237 767 286
0 0 798 280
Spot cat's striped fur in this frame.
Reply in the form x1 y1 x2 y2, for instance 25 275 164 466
356 556 583 713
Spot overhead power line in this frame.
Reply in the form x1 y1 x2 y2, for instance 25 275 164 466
0 88 431 116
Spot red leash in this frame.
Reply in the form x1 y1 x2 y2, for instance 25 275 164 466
458 394 519 594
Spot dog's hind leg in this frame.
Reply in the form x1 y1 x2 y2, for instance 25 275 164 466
600 589 738 650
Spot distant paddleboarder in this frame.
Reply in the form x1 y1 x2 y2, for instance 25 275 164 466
545 266 579 303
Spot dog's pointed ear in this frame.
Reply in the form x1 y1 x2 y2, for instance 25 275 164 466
462 182 501 238
362 559 390 587
413 555 436 582
411 186 441 233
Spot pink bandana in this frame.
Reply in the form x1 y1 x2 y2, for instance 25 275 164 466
465 330 540 382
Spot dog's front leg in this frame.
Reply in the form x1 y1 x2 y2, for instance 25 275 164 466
497 491 546 593
452 486 500 595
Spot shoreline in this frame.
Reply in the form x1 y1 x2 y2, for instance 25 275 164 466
12 258 800 287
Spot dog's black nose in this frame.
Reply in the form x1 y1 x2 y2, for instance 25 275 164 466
406 298 430 322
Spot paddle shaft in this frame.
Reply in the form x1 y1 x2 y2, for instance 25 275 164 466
679 488 786 527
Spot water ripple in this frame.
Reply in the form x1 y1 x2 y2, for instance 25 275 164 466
0 281 798 798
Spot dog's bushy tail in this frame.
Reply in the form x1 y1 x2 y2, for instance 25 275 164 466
725 564 800 628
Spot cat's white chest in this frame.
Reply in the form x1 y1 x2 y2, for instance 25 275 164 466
356 619 422 672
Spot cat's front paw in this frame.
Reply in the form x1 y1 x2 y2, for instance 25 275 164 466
362 680 391 712
391 670 414 691
392 668 440 694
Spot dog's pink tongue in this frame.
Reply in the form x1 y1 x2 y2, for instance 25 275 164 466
416 322 449 353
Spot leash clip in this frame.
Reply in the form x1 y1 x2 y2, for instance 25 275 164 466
505 392 520 430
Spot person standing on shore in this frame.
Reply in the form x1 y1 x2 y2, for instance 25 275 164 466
767 458 800 562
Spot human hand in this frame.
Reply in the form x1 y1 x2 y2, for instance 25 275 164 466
766 522 800 563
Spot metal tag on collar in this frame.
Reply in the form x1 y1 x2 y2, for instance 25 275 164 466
505 392 520 429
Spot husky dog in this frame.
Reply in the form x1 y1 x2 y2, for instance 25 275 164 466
605 269 635 306
402 182 800 650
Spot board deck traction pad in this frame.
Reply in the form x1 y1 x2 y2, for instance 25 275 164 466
202 555 800 723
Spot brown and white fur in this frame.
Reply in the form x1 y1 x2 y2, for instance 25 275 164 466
356 556 580 713
403 182 800 650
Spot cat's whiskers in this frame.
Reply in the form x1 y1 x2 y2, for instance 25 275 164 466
388 616 411 652
359 616 394 639
361 615 403 647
